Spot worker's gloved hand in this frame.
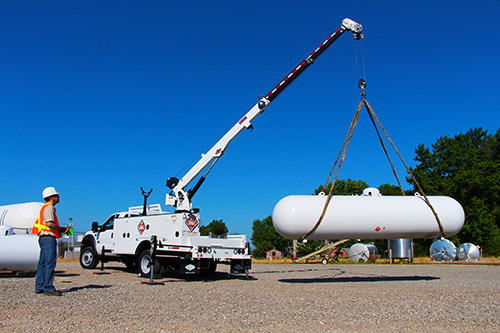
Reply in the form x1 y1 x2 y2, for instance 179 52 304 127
60 226 71 234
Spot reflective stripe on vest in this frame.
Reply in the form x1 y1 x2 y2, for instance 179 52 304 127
32 202 61 238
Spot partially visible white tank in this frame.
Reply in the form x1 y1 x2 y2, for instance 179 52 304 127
0 202 44 233
456 243 480 261
0 227 40 272
348 243 379 263
430 239 457 261
272 189 464 240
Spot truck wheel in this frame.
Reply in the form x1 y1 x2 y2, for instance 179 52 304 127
80 246 99 269
138 250 161 277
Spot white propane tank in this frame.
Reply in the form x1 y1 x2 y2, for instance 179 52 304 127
272 189 465 240
0 233 40 272
0 202 44 233
430 239 457 261
456 243 480 261
348 243 379 263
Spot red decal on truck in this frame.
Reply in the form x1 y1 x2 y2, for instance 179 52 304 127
185 215 199 232
138 220 146 235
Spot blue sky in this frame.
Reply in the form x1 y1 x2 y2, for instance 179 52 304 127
1 1 499 240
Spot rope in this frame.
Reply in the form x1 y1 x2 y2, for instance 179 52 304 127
298 87 448 241
298 97 364 242
362 98 447 238
365 105 405 195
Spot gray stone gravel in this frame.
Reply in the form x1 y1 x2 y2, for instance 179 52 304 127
1 262 499 332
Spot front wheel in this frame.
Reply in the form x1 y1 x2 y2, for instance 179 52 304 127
80 246 99 269
321 258 328 265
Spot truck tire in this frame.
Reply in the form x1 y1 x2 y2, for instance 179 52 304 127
80 246 99 269
138 249 161 278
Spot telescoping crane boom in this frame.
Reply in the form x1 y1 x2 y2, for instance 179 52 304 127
166 18 363 212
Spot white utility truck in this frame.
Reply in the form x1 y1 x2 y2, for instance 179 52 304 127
79 18 363 278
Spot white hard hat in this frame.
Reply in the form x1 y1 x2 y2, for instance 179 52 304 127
42 187 60 199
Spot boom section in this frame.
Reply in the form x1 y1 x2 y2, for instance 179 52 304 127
166 18 362 212
166 98 271 211
265 18 362 102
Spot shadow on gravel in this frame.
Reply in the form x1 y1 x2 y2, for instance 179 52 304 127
55 272 80 277
62 284 112 293
150 272 258 283
253 268 336 275
0 271 36 278
279 275 440 283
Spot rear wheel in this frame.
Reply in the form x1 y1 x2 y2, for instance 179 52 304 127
138 250 161 277
80 246 99 269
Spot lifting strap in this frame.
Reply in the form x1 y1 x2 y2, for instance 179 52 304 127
297 97 364 242
298 86 447 242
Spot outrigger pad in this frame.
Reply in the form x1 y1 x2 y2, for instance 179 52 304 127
230 259 251 274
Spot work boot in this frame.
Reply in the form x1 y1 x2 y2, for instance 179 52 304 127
45 290 62 296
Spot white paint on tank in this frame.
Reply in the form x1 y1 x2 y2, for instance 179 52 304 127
0 202 43 233
272 190 465 240
0 234 40 271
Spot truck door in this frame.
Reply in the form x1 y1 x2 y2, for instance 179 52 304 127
96 214 117 256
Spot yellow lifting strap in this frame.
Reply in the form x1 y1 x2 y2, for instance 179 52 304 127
297 86 447 242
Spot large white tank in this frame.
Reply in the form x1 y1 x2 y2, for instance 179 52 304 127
272 190 464 240
0 202 44 233
0 231 40 272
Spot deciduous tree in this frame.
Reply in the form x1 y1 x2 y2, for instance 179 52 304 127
408 127 500 255
199 219 228 236
251 216 289 258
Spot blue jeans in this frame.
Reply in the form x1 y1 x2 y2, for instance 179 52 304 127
35 236 57 293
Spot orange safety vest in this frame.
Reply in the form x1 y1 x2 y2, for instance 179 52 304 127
32 202 61 238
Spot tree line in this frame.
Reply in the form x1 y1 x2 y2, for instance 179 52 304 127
251 127 500 257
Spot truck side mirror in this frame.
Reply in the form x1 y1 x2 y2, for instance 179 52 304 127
91 222 99 232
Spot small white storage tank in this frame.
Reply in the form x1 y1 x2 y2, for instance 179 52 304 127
348 243 379 263
456 243 480 261
430 239 456 261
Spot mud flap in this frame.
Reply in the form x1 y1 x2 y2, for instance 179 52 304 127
180 260 199 275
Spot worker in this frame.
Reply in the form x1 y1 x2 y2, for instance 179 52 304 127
33 187 71 296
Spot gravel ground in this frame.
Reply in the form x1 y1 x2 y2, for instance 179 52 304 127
1 261 499 332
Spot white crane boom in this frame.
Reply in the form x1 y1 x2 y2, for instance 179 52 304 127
166 18 363 212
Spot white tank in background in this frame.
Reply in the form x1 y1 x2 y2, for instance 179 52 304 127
0 226 40 272
430 238 457 261
348 243 379 263
0 202 43 234
456 243 480 261
272 188 465 240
